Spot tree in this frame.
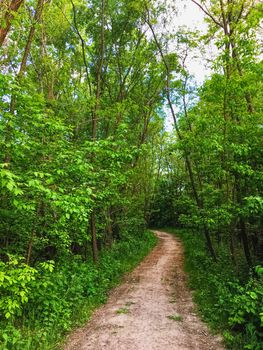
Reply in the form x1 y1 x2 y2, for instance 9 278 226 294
0 0 166 265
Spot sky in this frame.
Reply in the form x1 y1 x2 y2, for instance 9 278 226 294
172 0 212 82
163 0 213 130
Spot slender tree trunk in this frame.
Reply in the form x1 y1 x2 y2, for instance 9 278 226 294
0 0 24 46
146 12 217 260
235 177 251 266
92 0 105 139
4 0 45 164
105 208 113 247
25 205 40 265
90 212 98 263
26 228 36 265
239 217 251 266
230 227 236 265
18 0 45 77
89 0 105 262
70 0 92 95
230 40 254 113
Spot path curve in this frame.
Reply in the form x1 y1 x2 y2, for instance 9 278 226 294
64 231 224 350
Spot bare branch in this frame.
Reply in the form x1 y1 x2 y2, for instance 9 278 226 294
70 0 92 96
191 0 223 28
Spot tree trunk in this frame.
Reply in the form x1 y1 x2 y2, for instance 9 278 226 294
18 0 45 76
90 211 98 263
0 0 24 46
230 226 236 265
89 0 105 261
239 217 251 266
4 0 46 165
146 11 217 260
105 208 113 247
91 0 105 139
25 205 40 265
236 177 251 266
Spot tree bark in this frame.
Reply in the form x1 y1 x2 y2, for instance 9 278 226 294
4 0 46 164
89 0 105 262
236 177 251 266
92 0 105 139
70 0 92 95
90 211 98 263
18 0 45 77
0 0 24 46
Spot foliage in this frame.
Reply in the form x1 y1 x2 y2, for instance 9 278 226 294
150 1 263 344
167 314 182 322
0 0 164 348
165 228 263 350
0 0 262 348
0 231 157 349
151 0 262 264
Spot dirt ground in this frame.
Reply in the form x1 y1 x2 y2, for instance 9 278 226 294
64 231 225 350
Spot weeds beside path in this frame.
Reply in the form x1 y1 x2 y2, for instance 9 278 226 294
64 231 224 350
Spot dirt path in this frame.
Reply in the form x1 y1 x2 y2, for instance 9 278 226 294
64 231 224 350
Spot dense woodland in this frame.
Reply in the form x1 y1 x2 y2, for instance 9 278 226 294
0 0 262 349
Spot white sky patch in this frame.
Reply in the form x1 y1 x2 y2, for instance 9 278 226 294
171 0 214 83
163 0 217 131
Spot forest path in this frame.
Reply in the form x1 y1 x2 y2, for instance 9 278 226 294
64 231 224 350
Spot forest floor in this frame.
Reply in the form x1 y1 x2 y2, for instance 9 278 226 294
64 231 225 350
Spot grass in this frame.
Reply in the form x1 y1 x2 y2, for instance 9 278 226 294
116 307 130 314
0 230 158 350
161 227 263 350
169 298 176 303
125 301 135 306
167 314 183 322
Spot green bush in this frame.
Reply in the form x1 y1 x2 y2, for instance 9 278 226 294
164 228 263 350
0 231 157 350
227 267 263 350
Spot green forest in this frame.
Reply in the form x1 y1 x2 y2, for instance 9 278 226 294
0 0 262 349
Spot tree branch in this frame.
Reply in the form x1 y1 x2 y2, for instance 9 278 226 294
0 0 24 46
191 0 223 28
70 0 92 96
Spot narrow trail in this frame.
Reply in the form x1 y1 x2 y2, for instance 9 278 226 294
64 231 224 350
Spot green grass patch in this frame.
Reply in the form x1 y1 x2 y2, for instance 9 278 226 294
167 314 182 322
116 307 129 314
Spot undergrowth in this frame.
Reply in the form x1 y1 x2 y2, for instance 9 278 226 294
163 228 263 350
0 230 157 350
